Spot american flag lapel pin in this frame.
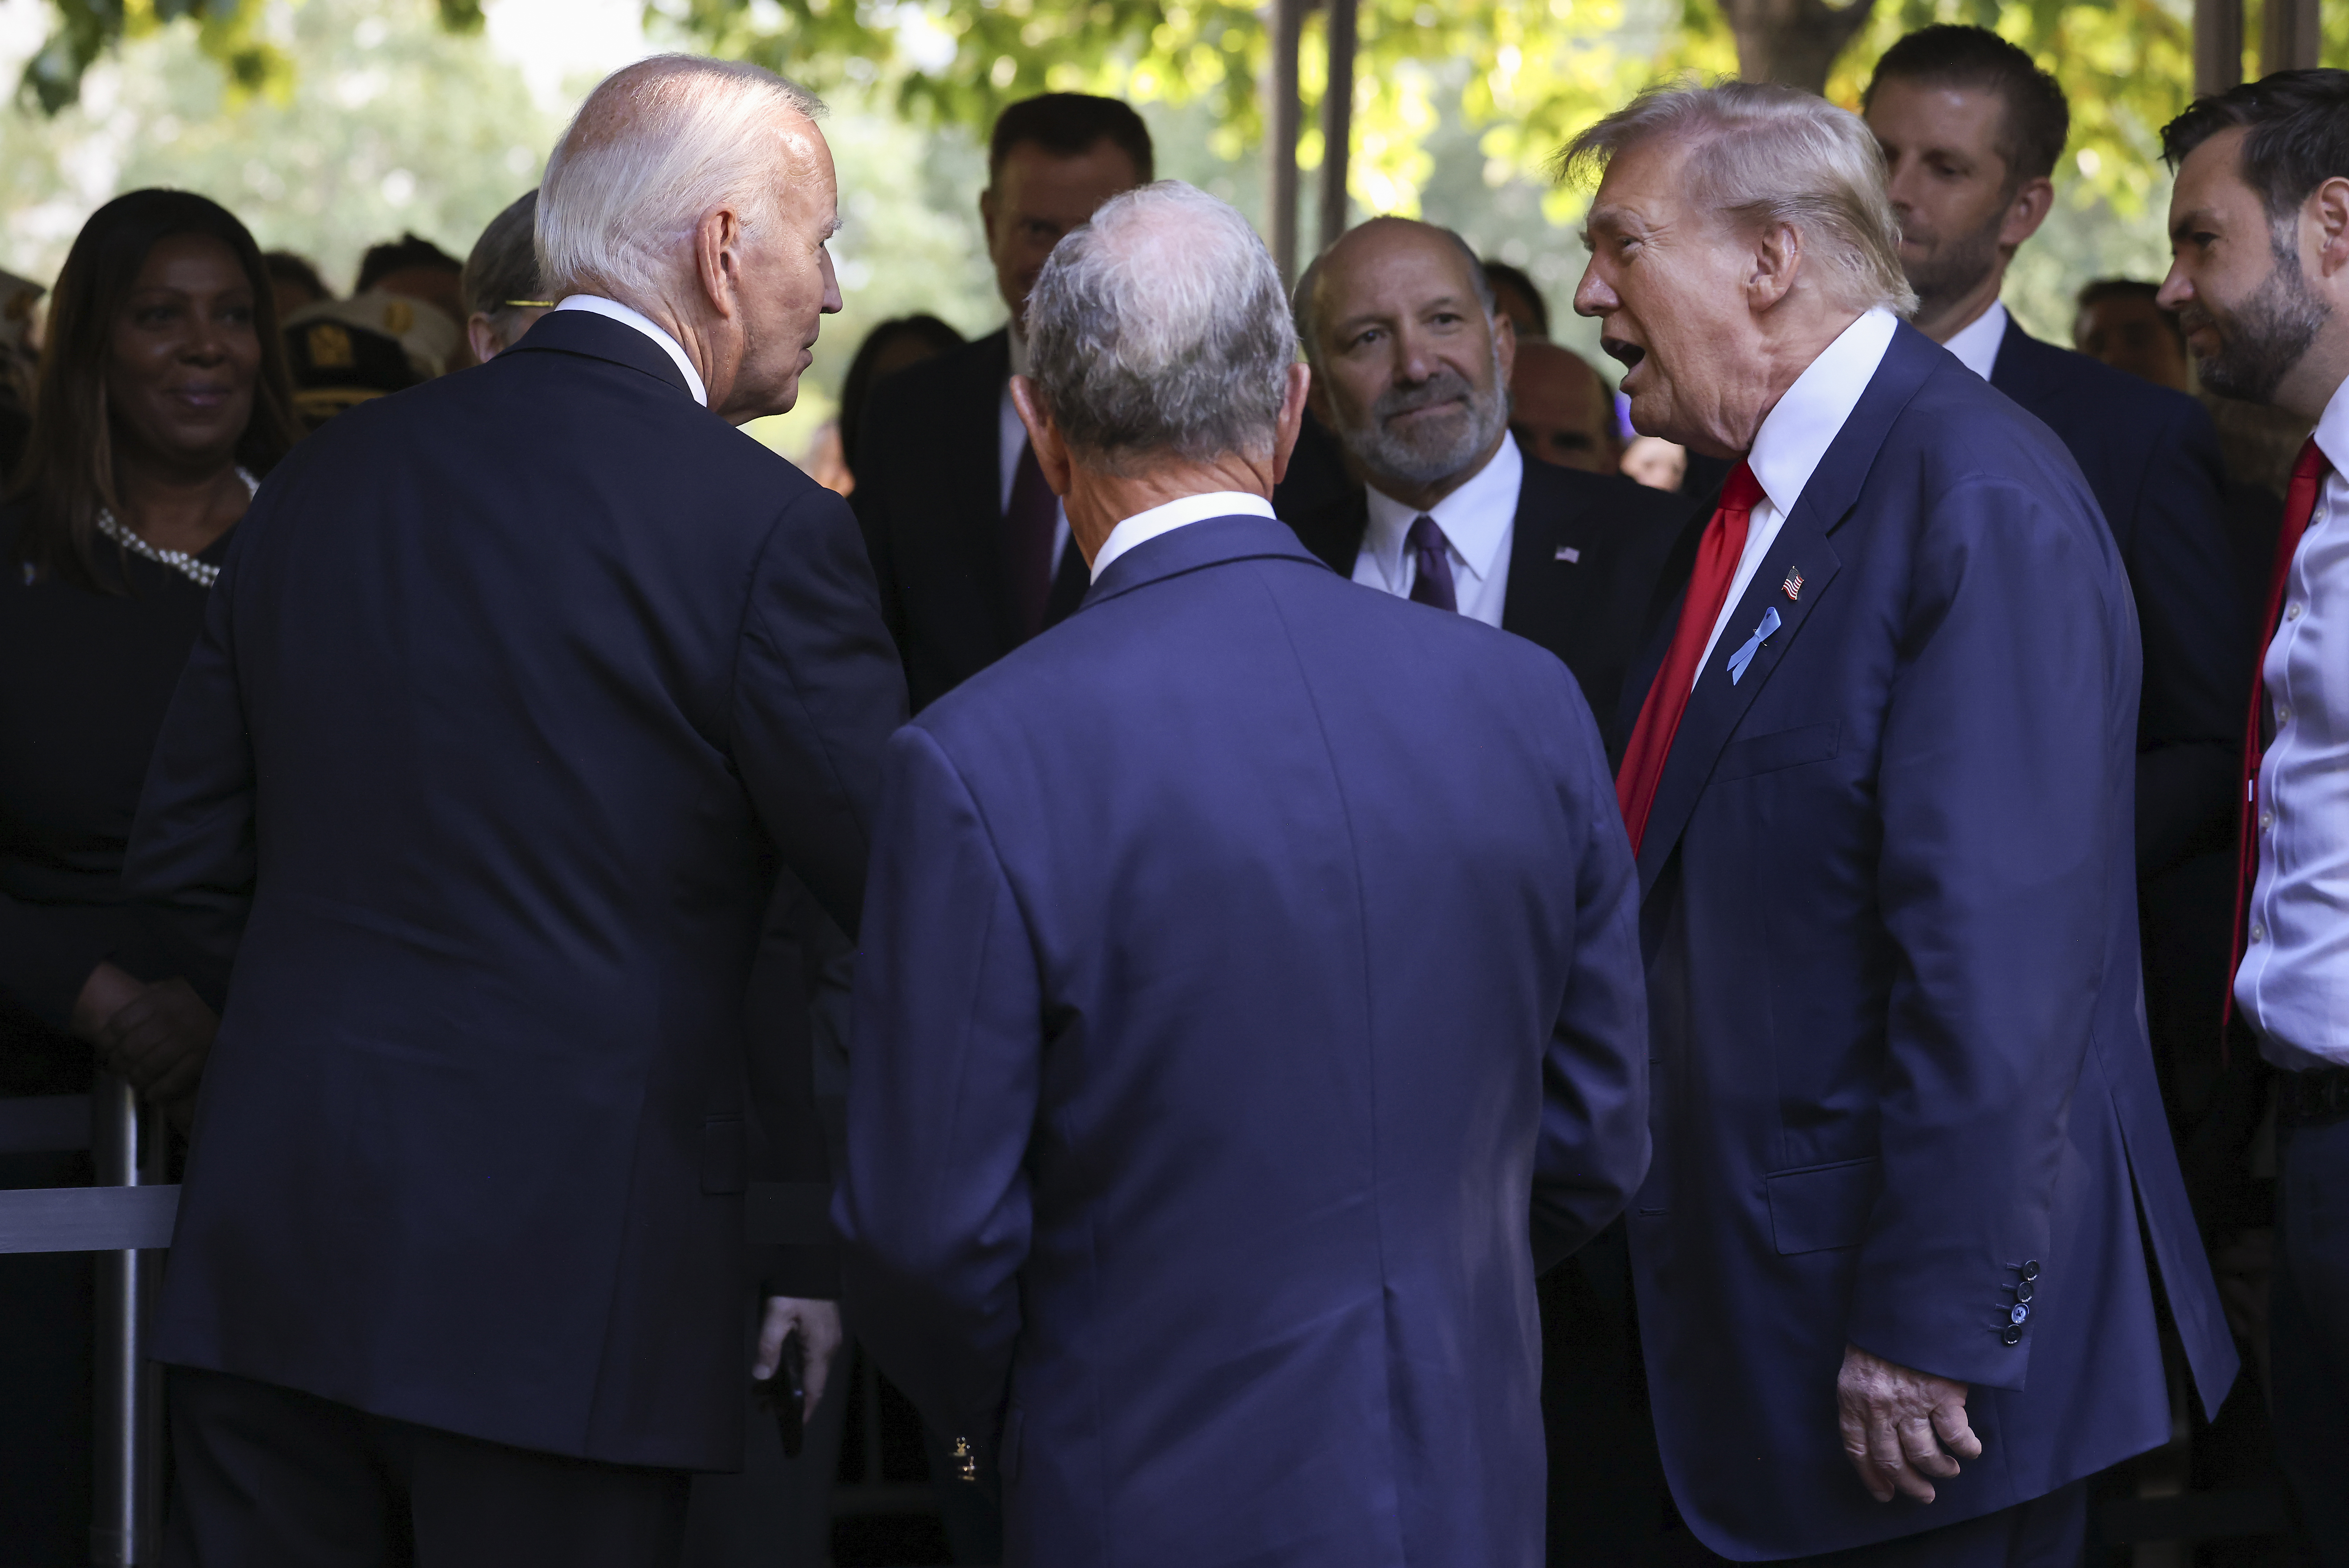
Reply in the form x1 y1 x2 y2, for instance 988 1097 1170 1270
1782 567 1804 601
1555 545 1581 563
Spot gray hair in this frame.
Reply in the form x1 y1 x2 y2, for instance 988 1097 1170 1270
1560 80 1916 318
1024 181 1296 474
1290 218 1497 364
538 55 824 307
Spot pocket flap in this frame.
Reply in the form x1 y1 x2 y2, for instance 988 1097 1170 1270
1716 721 1839 782
1766 1156 1879 1255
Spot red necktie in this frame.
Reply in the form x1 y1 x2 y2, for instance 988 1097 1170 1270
2225 436 2329 1035
1616 461 1766 857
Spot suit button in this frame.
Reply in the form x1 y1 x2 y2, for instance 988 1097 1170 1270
2020 1261 2040 1281
2009 1303 2030 1325
2016 1280 2033 1302
2001 1325 2023 1346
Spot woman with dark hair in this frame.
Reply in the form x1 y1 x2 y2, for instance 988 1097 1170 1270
838 312 964 483
0 187 300 1560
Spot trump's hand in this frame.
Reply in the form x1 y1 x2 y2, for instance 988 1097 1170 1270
755 1296 843 1423
1836 1343 1980 1503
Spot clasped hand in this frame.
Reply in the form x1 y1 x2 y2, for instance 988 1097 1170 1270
1836 1343 1981 1504
72 960 219 1128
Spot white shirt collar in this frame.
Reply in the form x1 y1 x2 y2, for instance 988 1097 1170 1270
2309 372 2349 476
554 295 708 407
1091 490 1275 581
1007 324 1029 379
1362 433 1523 588
1747 308 1901 519
1941 299 2009 383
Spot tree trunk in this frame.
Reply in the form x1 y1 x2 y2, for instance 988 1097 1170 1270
1719 0 1879 95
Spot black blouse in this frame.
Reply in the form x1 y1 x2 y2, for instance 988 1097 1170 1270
0 500 231 1095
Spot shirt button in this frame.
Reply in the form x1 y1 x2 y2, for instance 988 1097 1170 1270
2262 810 2276 830
2252 923 2268 943
2288 603 2306 620
2277 704 2292 724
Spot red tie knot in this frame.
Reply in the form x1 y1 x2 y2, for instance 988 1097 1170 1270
1720 459 1765 517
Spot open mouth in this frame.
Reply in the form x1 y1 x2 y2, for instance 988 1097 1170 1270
1601 337 1645 373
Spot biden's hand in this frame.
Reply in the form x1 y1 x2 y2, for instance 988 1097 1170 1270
756 1295 843 1423
1836 1343 1980 1504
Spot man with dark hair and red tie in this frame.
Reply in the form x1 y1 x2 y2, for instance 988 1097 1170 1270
2159 69 2349 1563
1568 79 2234 1567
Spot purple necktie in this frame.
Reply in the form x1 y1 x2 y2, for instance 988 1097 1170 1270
1407 514 1458 613
1003 438 1059 643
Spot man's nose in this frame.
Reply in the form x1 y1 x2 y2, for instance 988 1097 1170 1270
2155 264 2191 311
1572 265 1616 319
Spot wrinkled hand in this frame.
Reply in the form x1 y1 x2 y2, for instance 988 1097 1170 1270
755 1297 843 1423
97 978 218 1110
70 961 145 1042
1836 1343 1980 1503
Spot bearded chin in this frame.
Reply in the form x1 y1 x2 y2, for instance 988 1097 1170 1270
2200 243 2330 404
1902 216 2005 318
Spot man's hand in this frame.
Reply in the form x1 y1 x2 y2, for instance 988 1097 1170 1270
755 1296 843 1423
1836 1343 1981 1503
97 979 218 1108
70 961 145 1042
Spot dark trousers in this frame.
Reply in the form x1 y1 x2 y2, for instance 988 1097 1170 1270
165 1365 692 1568
2273 1116 2349 1565
1770 1481 2086 1568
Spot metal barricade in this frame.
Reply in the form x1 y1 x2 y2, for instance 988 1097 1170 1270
0 1079 174 1567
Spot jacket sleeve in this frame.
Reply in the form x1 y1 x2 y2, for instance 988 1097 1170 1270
731 484 910 940
1845 473 2136 1392
835 724 1039 1455
121 539 258 1015
1531 670 1652 1271
2124 396 2241 878
0 898 144 1029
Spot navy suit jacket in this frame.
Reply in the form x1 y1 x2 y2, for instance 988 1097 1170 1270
1989 318 2240 877
1620 324 2237 1558
124 310 907 1469
837 515 1649 1568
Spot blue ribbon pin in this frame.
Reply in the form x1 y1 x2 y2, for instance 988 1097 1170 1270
1725 605 1782 685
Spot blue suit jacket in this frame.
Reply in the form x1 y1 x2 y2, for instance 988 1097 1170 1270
837 515 1649 1568
1620 324 2237 1558
1989 318 2241 877
123 311 907 1469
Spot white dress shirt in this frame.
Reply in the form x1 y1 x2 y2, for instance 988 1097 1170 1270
1091 491 1275 581
999 328 1075 576
1940 299 2009 383
553 295 707 406
2235 376 2349 1070
1692 308 1899 686
1353 433 1524 629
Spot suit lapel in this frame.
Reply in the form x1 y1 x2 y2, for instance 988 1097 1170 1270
1631 324 1943 896
1499 461 1595 655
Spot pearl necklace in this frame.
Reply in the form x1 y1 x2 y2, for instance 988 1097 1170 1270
91 467 258 589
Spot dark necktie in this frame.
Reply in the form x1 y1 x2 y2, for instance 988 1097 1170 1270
1614 460 1766 857
1003 437 1060 644
2225 436 2329 1034
1408 514 1458 613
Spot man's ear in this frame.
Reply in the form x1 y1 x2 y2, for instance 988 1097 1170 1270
2310 175 2349 281
1271 362 1312 487
1748 220 1802 312
1009 374 1075 497
694 206 745 321
979 186 1000 250
1493 310 1519 389
2000 175 2056 250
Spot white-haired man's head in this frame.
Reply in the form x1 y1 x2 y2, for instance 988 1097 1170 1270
538 55 841 421
1564 80 1914 458
1010 182 1310 563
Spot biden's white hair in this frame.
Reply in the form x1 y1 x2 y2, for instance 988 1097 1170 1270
1024 181 1296 474
1560 79 1916 319
537 55 824 307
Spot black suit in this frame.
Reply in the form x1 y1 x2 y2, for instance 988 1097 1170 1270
1290 440 1693 1566
856 327 1359 713
126 309 907 1557
1288 438 1689 725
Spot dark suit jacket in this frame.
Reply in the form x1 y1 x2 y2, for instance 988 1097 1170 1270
124 309 907 1470
1618 324 2236 1559
853 328 1361 712
836 515 1649 1568
1288 437 1689 729
1990 319 2240 877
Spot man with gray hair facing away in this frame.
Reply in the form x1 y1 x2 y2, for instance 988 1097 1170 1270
127 56 904 1566
1569 81 2234 1565
836 180 1650 1567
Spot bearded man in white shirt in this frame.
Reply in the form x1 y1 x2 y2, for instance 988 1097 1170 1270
2158 69 2349 1565
1569 80 2236 1567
